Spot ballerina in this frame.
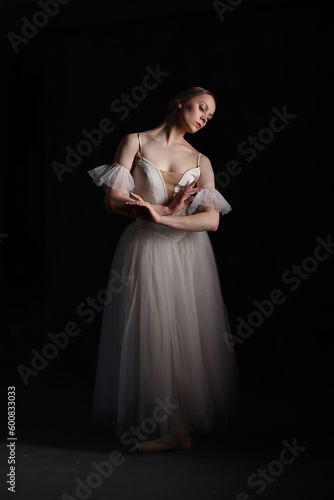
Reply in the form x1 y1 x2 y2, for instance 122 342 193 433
88 86 239 452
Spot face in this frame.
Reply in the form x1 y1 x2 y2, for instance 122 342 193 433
178 94 216 133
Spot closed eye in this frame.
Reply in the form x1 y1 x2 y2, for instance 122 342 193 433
200 105 212 121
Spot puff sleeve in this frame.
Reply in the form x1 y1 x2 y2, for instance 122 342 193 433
188 187 232 215
87 163 135 196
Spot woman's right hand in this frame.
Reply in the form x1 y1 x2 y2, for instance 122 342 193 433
167 181 202 215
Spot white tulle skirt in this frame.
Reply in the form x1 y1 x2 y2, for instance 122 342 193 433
91 219 239 438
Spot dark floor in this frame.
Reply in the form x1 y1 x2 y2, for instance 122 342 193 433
0 373 333 500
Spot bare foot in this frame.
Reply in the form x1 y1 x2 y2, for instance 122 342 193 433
136 427 192 453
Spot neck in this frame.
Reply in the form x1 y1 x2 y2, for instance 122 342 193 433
151 109 188 146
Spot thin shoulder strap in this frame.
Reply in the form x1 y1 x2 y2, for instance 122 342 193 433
197 152 201 167
137 133 142 156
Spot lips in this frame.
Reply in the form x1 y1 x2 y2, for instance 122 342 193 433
195 122 201 129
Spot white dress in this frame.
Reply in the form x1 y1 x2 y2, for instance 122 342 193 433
87 133 239 438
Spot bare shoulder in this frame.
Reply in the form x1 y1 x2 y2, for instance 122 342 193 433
118 132 140 148
113 132 140 168
201 153 212 168
198 153 213 171
134 129 155 140
197 153 215 188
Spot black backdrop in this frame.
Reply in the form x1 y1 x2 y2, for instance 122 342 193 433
1 0 333 447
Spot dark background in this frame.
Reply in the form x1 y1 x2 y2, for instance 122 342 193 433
0 0 333 497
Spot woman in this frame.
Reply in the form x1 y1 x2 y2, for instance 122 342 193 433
88 86 239 452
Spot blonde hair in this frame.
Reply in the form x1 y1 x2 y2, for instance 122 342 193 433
167 86 216 115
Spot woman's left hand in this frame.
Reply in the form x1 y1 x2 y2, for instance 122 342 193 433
125 192 162 224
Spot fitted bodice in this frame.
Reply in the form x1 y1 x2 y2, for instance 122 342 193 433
132 155 201 211
131 154 201 242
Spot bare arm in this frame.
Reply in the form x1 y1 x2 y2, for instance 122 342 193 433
158 206 219 232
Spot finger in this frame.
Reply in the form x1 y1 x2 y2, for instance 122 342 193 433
181 181 196 190
130 192 142 200
127 199 147 205
182 190 199 199
184 184 198 192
